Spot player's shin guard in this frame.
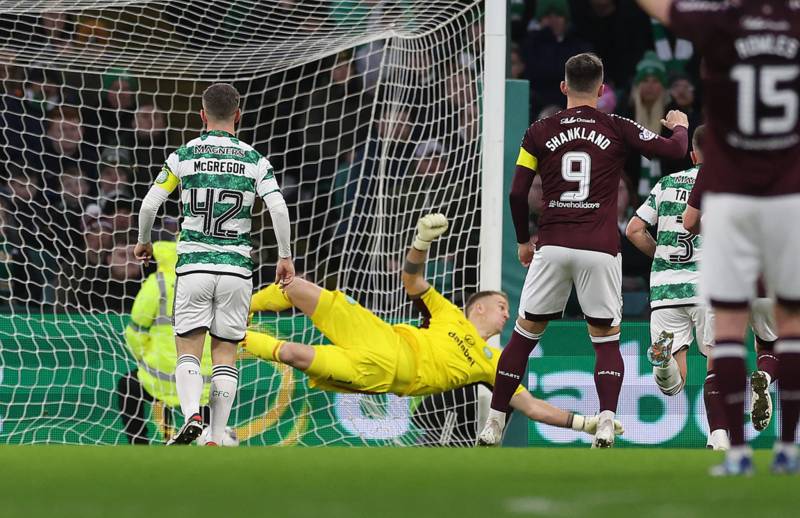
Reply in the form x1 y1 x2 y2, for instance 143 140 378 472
704 370 727 435
756 338 779 384
175 354 203 421
591 334 623 413
489 325 541 412
209 365 238 443
712 341 747 446
777 338 800 444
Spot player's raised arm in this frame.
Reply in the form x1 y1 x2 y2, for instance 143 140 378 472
509 137 538 267
135 159 180 266
401 213 449 297
636 0 672 25
256 158 294 285
613 110 689 161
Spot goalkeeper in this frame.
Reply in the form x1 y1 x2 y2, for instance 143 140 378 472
244 214 623 437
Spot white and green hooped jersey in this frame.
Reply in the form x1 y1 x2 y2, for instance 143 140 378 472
635 165 702 308
157 130 280 277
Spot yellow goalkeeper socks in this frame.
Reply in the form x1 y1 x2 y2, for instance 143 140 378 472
242 331 285 362
250 283 293 312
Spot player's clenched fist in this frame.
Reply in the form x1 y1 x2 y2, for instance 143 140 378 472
661 109 689 130
134 242 153 266
413 213 449 251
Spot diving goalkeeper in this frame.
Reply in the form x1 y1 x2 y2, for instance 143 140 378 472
243 214 623 438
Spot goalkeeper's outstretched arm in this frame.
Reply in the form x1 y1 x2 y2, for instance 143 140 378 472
401 213 449 297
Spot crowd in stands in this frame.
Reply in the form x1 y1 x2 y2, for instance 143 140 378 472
0 1 703 318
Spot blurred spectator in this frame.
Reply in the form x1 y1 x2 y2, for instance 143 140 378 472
523 0 591 119
83 217 113 268
103 195 135 237
53 165 91 259
24 66 63 115
297 52 369 184
1 53 45 168
86 148 134 217
627 51 669 133
650 17 693 75
509 43 526 80
74 15 111 47
94 68 138 146
106 241 143 312
661 72 701 174
0 164 57 307
119 101 170 187
621 51 672 196
509 0 534 43
617 176 651 291
39 105 99 193
597 83 618 114
571 0 653 93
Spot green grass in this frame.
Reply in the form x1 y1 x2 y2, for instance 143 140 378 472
0 447 795 518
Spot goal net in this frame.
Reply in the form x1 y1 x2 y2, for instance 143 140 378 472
0 0 489 445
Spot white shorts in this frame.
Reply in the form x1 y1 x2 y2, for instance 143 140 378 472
650 305 713 357
173 273 253 342
518 246 622 327
702 193 800 307
750 297 778 343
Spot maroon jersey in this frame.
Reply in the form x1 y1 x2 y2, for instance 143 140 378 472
670 0 800 196
510 106 688 255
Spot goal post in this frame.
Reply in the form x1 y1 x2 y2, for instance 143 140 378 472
0 0 502 446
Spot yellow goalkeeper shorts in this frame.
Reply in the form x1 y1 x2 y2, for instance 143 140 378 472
306 289 415 394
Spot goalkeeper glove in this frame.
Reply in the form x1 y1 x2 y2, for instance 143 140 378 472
574 414 625 436
413 213 449 251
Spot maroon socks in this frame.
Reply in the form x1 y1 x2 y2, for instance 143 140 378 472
591 334 624 413
490 325 541 413
712 341 747 446
704 369 727 432
777 338 800 444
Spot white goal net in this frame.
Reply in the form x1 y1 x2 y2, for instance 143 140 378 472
0 0 489 445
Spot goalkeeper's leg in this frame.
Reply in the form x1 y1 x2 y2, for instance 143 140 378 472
243 332 360 387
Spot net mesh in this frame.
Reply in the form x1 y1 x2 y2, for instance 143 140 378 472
0 0 486 445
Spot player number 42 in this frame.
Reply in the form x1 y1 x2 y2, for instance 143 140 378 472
188 188 244 238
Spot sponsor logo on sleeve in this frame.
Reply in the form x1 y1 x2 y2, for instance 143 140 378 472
639 128 657 141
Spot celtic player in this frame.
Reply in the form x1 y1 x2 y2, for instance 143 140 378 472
626 126 729 450
135 83 294 445
244 214 623 441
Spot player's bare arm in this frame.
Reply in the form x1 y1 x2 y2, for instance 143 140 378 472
625 216 656 258
509 390 624 436
402 213 449 296
636 0 672 25
682 206 702 235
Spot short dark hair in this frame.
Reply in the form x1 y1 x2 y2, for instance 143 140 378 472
565 53 604 94
692 124 706 154
465 290 508 316
202 83 240 121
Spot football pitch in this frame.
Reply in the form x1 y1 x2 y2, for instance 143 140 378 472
0 447 794 518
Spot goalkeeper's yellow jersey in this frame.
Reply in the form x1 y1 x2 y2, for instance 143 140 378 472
393 288 524 397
